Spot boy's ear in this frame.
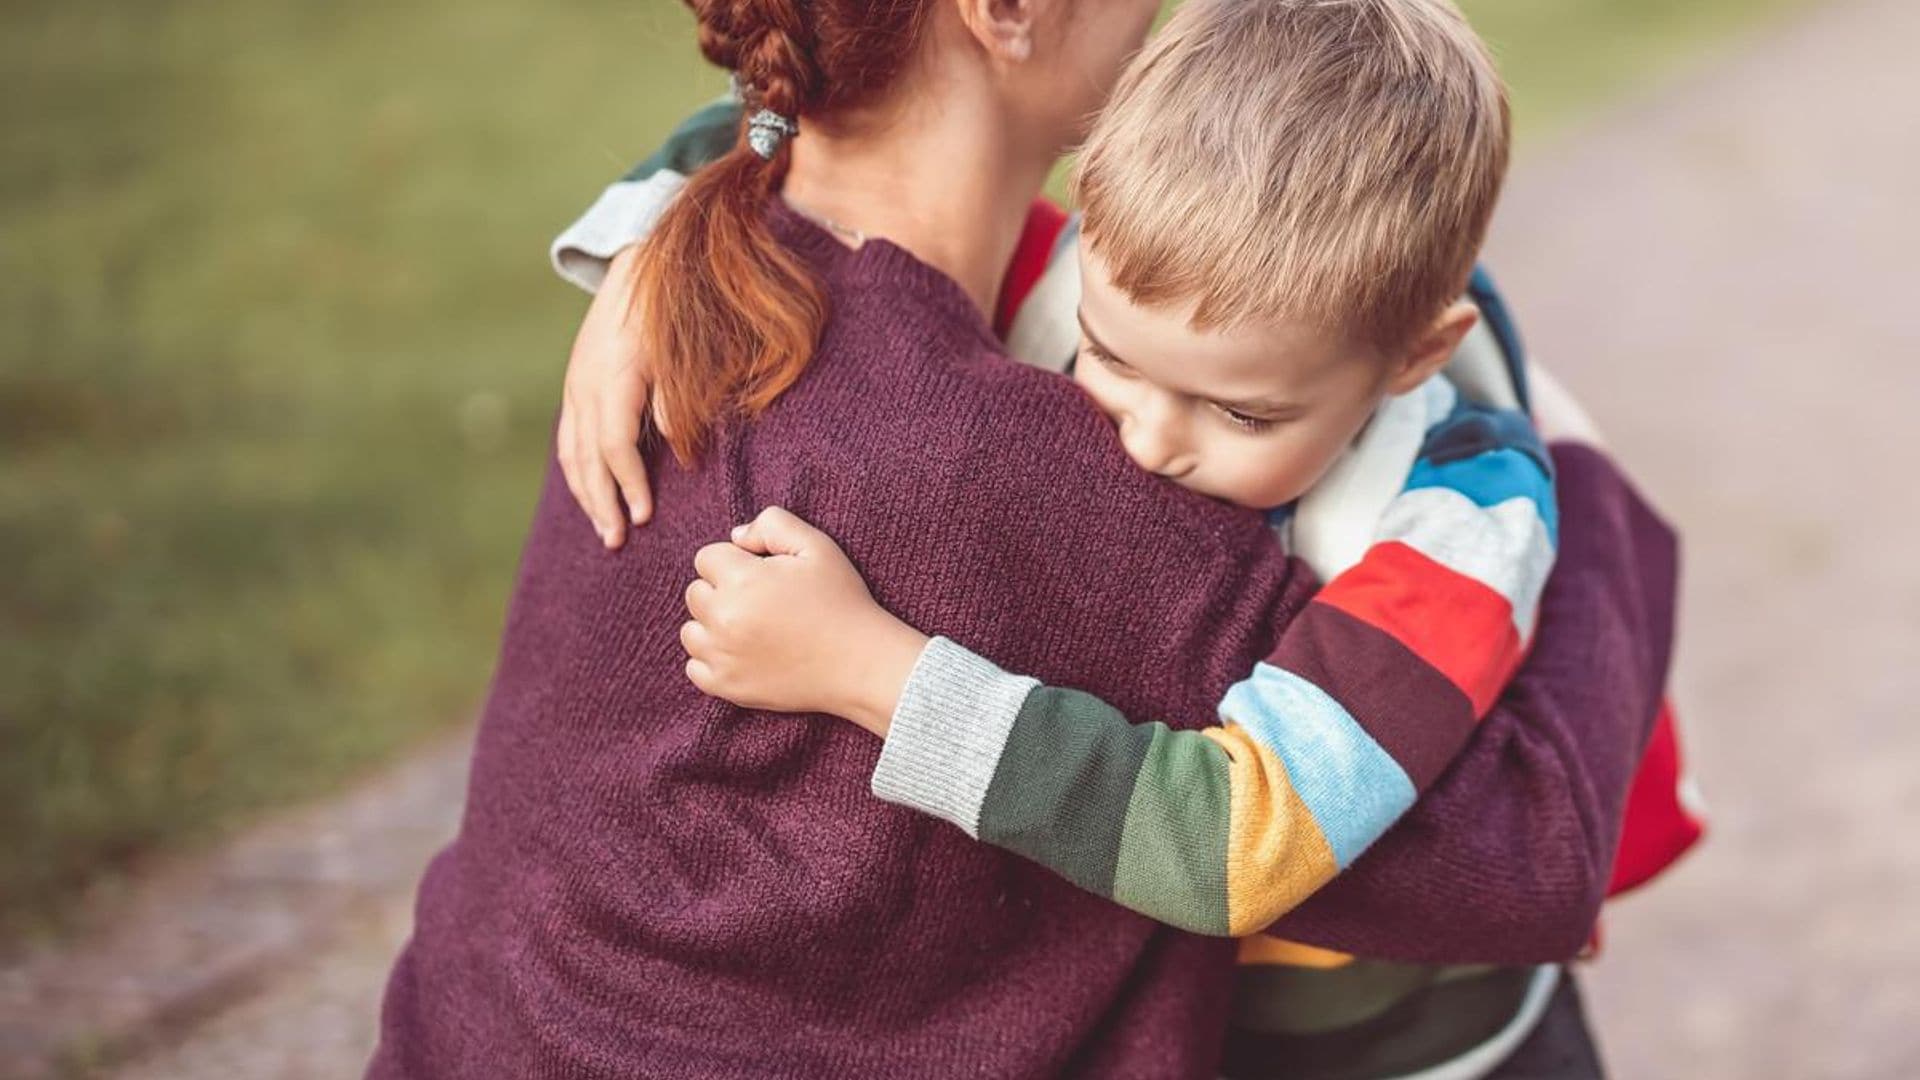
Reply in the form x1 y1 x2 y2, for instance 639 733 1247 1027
1384 301 1480 397
954 0 1037 62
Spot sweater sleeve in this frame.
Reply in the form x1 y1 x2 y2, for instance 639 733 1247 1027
1265 442 1676 963
872 390 1559 938
548 98 742 293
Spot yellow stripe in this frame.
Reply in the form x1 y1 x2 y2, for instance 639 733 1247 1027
1202 724 1339 936
1236 934 1356 969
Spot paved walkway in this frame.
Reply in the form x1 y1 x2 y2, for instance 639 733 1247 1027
1483 0 1920 1076
0 737 469 1078
10 0 1914 1074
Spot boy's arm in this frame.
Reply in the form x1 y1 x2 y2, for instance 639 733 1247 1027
551 98 743 544
548 100 1078 546
873 386 1558 938
550 98 742 293
1267 440 1674 962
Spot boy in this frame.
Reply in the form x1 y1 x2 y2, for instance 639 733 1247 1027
679 2 1570 1076
560 2 1693 1075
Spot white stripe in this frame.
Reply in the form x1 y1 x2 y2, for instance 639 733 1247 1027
1443 318 1522 412
1418 373 1461 423
1290 379 1453 580
1003 233 1083 373
1385 965 1563 1080
870 637 1037 837
1375 487 1556 640
548 172 689 294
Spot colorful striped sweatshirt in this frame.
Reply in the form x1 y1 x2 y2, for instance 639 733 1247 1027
546 101 1692 1077
870 374 1558 937
546 99 1691 954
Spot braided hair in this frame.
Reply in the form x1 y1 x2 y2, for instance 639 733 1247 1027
634 0 932 461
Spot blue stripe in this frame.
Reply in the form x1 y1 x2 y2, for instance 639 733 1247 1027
1420 399 1550 473
1219 663 1416 869
1054 213 1083 261
1468 264 1531 414
1406 447 1560 546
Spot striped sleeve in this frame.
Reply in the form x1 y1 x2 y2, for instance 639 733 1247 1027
871 384 1558 936
549 98 740 293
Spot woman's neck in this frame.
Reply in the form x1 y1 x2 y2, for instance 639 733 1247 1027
783 84 1054 319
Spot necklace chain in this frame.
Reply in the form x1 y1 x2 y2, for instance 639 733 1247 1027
782 196 868 247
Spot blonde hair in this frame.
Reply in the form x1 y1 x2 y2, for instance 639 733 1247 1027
1075 0 1510 351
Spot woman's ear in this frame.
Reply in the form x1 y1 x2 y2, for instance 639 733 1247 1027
954 0 1037 62
1385 301 1480 396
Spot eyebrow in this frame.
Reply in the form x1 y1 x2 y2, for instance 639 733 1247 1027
1076 307 1303 418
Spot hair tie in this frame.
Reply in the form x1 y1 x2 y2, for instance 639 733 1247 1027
747 108 799 159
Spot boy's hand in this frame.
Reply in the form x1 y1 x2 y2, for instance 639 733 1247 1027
558 243 654 550
682 507 929 737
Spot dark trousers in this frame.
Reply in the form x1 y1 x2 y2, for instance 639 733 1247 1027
1484 975 1607 1079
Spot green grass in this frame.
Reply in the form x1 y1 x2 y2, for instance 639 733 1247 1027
1467 0 1814 138
0 0 726 938
0 0 1808 938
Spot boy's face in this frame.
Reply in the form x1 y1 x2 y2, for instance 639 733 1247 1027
1072 245 1403 511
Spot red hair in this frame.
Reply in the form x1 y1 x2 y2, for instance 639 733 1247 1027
634 0 933 462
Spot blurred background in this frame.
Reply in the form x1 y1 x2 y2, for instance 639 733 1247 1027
3 0 1914 1076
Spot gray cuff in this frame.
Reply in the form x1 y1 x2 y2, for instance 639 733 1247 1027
547 172 689 293
870 637 1038 837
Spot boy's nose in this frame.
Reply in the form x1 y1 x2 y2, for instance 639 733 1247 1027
1119 404 1195 479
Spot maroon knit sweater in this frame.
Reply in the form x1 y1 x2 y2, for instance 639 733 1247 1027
369 211 1676 1078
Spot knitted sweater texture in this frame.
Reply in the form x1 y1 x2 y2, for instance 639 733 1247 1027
369 209 1677 1078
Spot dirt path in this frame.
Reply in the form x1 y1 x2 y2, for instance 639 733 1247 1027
0 736 469 1078
1484 0 1920 1075
21 0 1915 1074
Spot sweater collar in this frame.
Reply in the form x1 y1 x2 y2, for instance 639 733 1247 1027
767 200 1000 355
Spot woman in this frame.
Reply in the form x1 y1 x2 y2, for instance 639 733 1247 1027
369 1 1672 1076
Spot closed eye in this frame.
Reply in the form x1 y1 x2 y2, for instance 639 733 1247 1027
1083 342 1136 377
1213 403 1277 433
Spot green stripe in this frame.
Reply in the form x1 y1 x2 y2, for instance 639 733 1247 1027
1113 724 1233 935
1231 961 1491 1036
625 98 742 184
975 687 1154 900
1221 965 1539 1080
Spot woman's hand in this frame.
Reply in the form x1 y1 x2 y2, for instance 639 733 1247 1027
681 507 929 737
558 243 655 549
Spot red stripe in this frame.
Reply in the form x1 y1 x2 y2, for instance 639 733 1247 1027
1270 603 1476 790
993 198 1070 338
1608 699 1706 896
1316 541 1524 715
